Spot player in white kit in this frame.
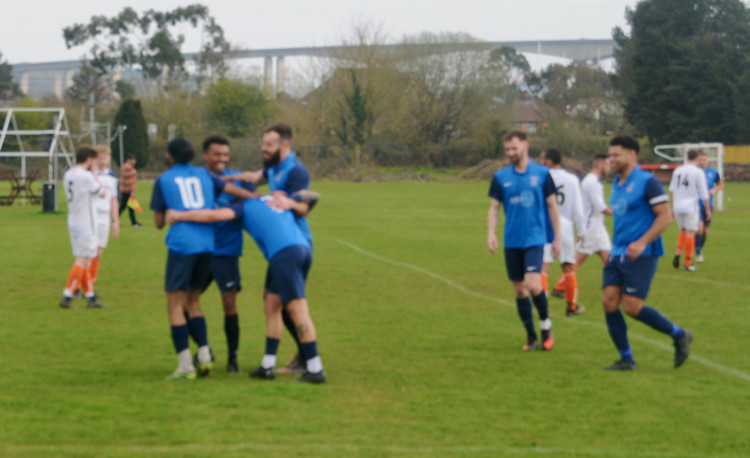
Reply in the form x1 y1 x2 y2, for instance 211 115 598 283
670 149 710 272
540 148 586 316
576 154 612 266
59 145 107 309
91 145 120 293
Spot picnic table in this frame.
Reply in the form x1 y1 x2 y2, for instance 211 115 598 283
0 170 42 206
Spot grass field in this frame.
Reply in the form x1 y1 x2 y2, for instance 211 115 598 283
0 180 749 457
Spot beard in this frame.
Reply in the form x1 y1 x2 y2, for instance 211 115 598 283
263 149 281 169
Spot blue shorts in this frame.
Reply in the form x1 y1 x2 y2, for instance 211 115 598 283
264 245 312 305
201 255 241 293
602 255 658 300
504 246 544 282
165 251 213 292
700 206 712 227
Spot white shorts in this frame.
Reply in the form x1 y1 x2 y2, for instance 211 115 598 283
96 222 111 249
543 232 576 265
69 226 98 258
674 212 700 232
577 223 612 256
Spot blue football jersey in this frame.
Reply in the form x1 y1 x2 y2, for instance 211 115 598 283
264 152 312 242
609 167 667 257
232 196 311 261
150 163 225 255
488 162 556 249
211 168 256 257
700 167 721 209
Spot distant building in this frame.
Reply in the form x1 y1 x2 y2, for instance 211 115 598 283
509 95 554 135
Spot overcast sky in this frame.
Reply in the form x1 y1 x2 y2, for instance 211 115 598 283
2 0 645 64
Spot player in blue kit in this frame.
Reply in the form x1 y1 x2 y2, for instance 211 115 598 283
487 131 561 351
199 135 259 374
602 135 692 371
150 137 255 380
166 191 326 384
695 151 723 263
234 123 313 374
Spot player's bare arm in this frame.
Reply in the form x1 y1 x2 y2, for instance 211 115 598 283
626 202 672 260
222 169 266 186
223 182 260 200
267 190 321 213
154 211 165 229
487 199 500 254
166 207 237 225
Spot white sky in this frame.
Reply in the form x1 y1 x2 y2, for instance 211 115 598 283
2 0 644 64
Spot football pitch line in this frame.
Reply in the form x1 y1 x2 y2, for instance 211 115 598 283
336 239 750 383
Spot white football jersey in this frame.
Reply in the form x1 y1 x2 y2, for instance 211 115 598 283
63 167 102 235
549 168 585 235
580 172 608 231
94 169 118 219
669 163 709 214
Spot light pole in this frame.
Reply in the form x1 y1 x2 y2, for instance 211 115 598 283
117 124 127 167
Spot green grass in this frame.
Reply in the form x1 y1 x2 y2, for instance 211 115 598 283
0 181 749 457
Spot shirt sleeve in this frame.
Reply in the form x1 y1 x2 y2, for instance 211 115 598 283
209 171 227 198
645 176 668 207
488 176 503 201
285 166 310 194
150 177 166 212
228 201 243 220
543 173 556 198
585 179 608 213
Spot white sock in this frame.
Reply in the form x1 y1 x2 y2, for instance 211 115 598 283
306 356 323 374
197 345 212 364
539 318 552 331
261 354 276 369
178 349 193 372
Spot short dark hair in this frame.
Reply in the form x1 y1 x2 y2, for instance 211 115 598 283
202 135 229 152
544 148 562 165
265 122 293 141
126 154 136 161
502 130 527 143
609 135 640 154
593 154 608 162
687 149 700 160
76 144 98 164
167 137 195 164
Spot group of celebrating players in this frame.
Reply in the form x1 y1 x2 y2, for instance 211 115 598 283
60 123 326 383
487 131 721 370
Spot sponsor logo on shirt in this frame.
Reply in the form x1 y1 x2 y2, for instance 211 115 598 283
530 176 538 187
509 190 535 208
612 198 628 216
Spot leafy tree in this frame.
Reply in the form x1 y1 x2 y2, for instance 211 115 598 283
66 61 110 103
111 99 149 167
63 4 230 86
485 46 532 102
205 77 269 137
614 0 750 144
0 52 21 101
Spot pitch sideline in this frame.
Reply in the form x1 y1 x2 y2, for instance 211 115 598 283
337 239 750 383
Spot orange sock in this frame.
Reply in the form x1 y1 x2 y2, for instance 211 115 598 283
64 264 85 296
89 257 100 285
564 272 578 305
541 272 549 294
553 273 565 292
81 267 94 297
684 235 695 266
676 231 685 254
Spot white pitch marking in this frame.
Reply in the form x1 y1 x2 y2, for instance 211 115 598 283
337 239 750 383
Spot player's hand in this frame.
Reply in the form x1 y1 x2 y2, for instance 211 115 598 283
578 236 585 244
626 240 646 261
266 194 294 211
487 234 498 254
552 238 561 259
233 170 262 183
705 208 712 221
165 209 181 225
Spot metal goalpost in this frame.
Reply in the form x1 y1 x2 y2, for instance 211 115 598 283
0 108 76 211
653 142 724 211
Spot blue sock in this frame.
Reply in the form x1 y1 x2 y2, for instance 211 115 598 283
636 306 683 339
531 292 549 321
695 234 703 254
516 297 536 340
170 325 190 354
225 314 240 358
264 337 280 356
300 341 319 360
185 312 199 344
188 316 208 347
605 310 633 362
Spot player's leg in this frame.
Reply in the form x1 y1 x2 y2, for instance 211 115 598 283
267 260 304 374
286 298 325 383
522 246 553 350
621 256 692 368
601 255 636 369
186 253 214 376
212 256 242 373
167 289 196 380
248 291 283 380
505 248 537 350
673 216 686 268
118 192 129 216
681 212 700 270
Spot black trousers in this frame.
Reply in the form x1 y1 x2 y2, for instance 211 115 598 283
118 192 139 225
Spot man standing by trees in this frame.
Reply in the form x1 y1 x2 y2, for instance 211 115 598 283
118 155 141 227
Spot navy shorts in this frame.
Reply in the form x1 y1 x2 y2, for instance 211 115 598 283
700 206 712 227
264 245 312 305
165 251 213 292
201 255 241 293
504 246 544 282
602 255 658 300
